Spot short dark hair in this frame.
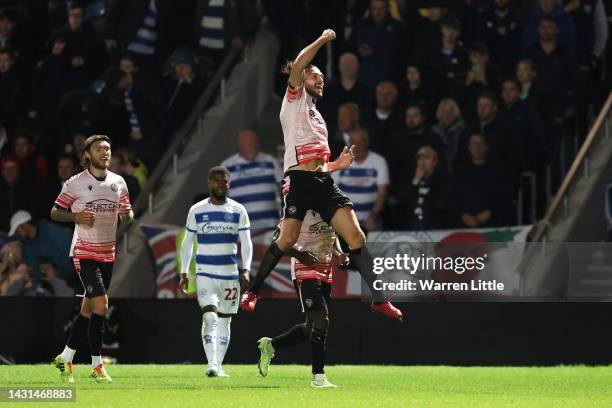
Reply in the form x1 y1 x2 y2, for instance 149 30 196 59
406 103 426 118
120 52 138 64
281 60 315 76
470 41 489 56
0 46 14 58
13 129 33 143
477 91 498 106
58 153 78 167
103 66 128 90
539 15 558 26
68 1 84 11
81 135 111 168
441 15 462 32
208 166 230 180
502 77 521 89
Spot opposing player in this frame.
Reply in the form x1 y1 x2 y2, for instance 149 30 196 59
241 29 402 319
52 135 133 383
257 210 347 388
179 166 253 377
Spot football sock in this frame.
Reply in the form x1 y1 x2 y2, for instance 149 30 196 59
91 355 102 368
310 328 327 375
202 312 218 367
88 313 105 368
63 314 90 362
349 246 384 303
249 242 284 295
60 346 77 364
216 317 231 367
271 323 308 350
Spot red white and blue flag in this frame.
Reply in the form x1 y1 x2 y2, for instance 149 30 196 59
141 224 180 298
141 223 360 299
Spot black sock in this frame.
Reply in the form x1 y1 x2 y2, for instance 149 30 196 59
249 242 284 295
67 314 90 351
271 323 308 350
349 246 384 303
88 313 105 357
310 328 327 375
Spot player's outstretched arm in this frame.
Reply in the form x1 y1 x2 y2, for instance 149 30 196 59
288 29 336 88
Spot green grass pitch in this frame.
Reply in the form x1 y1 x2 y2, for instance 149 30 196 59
1 365 612 407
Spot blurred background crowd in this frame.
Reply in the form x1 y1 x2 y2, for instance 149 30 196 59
0 0 610 296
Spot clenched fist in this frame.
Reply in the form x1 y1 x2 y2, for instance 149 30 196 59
76 210 95 227
321 29 336 43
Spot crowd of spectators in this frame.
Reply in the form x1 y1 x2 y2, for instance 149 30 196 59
0 0 262 295
264 0 610 231
1 0 611 295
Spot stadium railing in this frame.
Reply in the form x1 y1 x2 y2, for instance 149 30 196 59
532 92 612 243
116 48 241 248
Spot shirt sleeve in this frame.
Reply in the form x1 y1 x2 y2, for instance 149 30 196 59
285 84 304 103
54 179 76 209
180 229 196 275
120 177 131 205
185 207 197 233
377 156 390 186
239 206 250 231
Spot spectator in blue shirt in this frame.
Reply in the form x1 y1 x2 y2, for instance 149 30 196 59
348 0 404 87
9 210 73 284
522 0 576 52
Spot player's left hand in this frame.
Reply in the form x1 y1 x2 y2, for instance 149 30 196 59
239 269 250 292
337 253 350 270
178 274 189 294
337 145 355 170
118 203 132 216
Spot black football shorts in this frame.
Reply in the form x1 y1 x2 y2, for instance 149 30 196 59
282 170 352 224
76 259 113 298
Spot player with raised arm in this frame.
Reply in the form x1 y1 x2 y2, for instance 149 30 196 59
241 29 402 320
52 135 133 383
178 166 253 377
256 210 348 388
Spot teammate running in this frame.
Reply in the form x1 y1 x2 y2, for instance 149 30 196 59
257 210 347 388
241 29 402 319
179 166 253 377
53 135 133 383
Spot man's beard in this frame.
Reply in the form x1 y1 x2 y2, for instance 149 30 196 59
211 190 227 201
90 158 108 170
305 85 322 99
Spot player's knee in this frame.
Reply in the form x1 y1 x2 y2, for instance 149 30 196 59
80 301 92 317
346 229 366 249
308 308 329 332
276 234 298 252
203 311 218 329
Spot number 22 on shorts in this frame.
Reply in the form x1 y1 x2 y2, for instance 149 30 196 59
224 288 237 301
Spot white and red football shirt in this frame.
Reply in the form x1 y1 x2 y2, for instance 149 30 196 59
279 84 331 172
290 210 335 283
55 170 130 263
